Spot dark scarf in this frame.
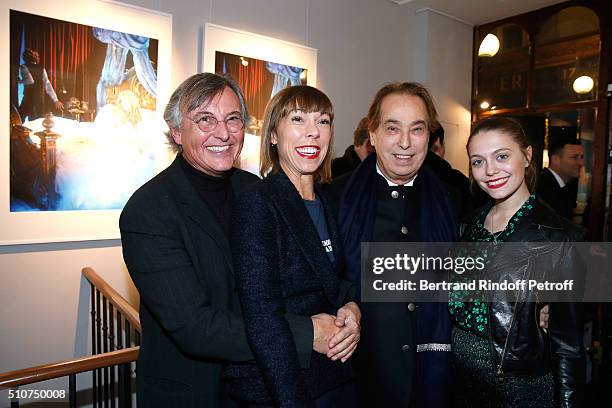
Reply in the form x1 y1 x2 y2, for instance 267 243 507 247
337 153 458 408
338 153 459 275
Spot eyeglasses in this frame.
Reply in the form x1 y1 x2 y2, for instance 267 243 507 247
186 114 245 133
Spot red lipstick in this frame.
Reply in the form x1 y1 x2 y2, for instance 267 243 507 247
486 177 509 189
295 145 321 159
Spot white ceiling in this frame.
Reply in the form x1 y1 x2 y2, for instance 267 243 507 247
388 0 567 25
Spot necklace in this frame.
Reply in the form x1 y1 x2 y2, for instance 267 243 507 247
488 205 508 244
491 230 504 244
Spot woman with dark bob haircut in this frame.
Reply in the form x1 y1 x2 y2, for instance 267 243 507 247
224 85 360 407
449 117 586 407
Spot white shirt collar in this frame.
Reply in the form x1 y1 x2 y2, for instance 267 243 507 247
547 167 566 188
376 164 418 186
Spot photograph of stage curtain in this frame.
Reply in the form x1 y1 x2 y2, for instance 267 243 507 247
9 10 99 119
215 51 307 175
215 50 307 131
9 9 166 213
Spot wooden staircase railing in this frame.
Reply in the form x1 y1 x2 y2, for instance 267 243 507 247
0 267 141 407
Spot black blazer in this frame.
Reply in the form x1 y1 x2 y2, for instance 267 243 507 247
120 158 313 408
331 145 361 179
225 172 354 407
537 168 577 221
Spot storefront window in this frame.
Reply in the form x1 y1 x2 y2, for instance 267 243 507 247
476 24 529 111
533 7 600 106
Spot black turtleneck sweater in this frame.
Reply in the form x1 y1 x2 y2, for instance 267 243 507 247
178 154 234 235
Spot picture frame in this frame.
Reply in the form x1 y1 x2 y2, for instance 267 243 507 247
203 23 317 176
1 0 173 245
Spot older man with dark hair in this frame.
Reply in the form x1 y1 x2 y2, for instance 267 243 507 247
329 82 461 407
120 73 354 407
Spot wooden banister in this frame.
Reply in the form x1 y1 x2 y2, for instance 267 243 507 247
82 266 141 332
0 266 141 408
0 346 139 389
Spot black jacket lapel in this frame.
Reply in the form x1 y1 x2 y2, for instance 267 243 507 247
269 173 340 305
318 185 345 273
167 158 233 270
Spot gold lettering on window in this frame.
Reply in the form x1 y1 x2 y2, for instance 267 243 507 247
499 74 523 91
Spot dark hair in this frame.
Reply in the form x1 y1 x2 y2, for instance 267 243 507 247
260 85 334 183
367 82 439 134
428 122 445 149
353 117 370 146
163 73 248 152
467 117 537 192
548 130 581 157
23 48 39 65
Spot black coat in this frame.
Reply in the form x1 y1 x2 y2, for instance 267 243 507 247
331 145 361 179
327 156 460 408
537 168 577 221
225 172 354 407
423 151 486 217
120 158 313 407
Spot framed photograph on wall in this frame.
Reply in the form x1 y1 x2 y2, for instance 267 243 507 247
203 23 317 176
1 0 173 245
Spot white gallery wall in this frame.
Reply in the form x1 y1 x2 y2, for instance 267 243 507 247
0 0 473 405
412 8 474 175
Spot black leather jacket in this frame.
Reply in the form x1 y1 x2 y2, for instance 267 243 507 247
464 198 586 408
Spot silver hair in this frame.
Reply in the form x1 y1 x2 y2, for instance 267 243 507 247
163 73 249 152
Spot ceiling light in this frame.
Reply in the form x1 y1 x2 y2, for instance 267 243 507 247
572 76 594 94
480 101 490 109
478 34 500 57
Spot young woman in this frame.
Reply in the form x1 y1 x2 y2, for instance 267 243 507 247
225 85 359 407
449 117 585 407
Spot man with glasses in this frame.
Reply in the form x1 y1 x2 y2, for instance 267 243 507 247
120 73 351 407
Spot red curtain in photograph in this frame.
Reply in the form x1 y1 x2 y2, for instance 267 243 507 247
220 54 273 121
15 11 99 113
236 58 267 107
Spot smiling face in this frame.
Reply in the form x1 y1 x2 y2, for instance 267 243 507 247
468 130 532 203
272 109 332 184
369 93 429 185
172 86 244 177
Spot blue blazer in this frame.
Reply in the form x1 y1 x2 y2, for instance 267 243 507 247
225 171 354 407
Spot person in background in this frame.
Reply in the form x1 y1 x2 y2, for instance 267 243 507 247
331 116 373 178
538 136 584 221
120 74 354 408
429 123 446 158
423 123 474 216
18 48 64 120
451 117 585 407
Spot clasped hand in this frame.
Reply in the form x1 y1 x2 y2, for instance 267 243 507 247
312 301 361 363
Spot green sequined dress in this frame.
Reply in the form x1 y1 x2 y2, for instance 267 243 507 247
448 195 554 408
